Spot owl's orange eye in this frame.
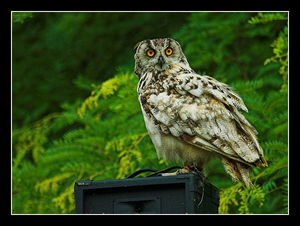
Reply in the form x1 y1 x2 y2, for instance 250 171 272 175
165 47 173 56
146 49 155 57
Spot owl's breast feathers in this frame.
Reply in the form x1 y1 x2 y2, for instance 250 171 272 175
138 64 268 170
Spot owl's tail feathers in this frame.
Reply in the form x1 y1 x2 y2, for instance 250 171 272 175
221 157 253 188
257 156 268 168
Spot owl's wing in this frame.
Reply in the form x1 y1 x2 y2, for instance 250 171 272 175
146 73 267 168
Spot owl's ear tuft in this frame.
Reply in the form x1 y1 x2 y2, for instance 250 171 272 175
134 40 146 51
134 39 151 51
134 42 141 50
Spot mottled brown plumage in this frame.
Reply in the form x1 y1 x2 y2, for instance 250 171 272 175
134 38 267 187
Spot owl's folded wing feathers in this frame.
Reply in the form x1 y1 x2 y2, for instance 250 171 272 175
146 72 267 168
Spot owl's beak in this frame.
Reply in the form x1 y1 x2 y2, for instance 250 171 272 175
158 55 164 69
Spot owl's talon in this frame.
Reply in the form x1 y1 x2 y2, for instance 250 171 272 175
160 172 177 177
175 163 202 175
176 168 190 174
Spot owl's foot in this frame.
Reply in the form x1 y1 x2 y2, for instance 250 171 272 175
160 163 205 178
159 163 192 176
176 162 195 174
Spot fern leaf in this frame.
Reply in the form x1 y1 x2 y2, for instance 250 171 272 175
13 149 27 169
282 178 288 214
52 185 75 213
63 128 87 141
35 172 74 195
72 75 98 91
265 90 288 112
248 12 288 24
273 122 288 135
261 140 287 152
273 111 288 125
231 79 263 93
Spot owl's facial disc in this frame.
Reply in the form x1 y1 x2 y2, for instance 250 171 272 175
134 38 192 78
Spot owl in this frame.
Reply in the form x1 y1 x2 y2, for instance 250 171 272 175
134 38 268 187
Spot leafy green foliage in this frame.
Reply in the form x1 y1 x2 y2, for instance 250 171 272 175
12 12 288 214
12 12 33 23
248 12 288 24
12 71 167 213
220 184 265 214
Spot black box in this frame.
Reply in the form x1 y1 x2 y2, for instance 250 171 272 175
74 173 219 214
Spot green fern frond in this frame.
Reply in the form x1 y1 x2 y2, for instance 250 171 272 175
39 147 98 166
273 111 288 125
241 95 265 112
72 75 99 91
266 157 288 175
219 184 266 214
77 73 137 118
282 178 288 214
63 128 88 141
35 172 74 195
52 184 75 213
248 12 288 24
261 141 288 153
231 79 263 94
267 167 288 182
265 90 288 112
13 149 27 169
262 180 277 192
260 72 283 88
273 122 288 135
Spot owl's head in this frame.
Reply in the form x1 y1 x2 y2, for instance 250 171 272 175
134 38 191 78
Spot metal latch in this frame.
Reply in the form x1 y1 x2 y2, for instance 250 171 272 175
76 180 93 186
